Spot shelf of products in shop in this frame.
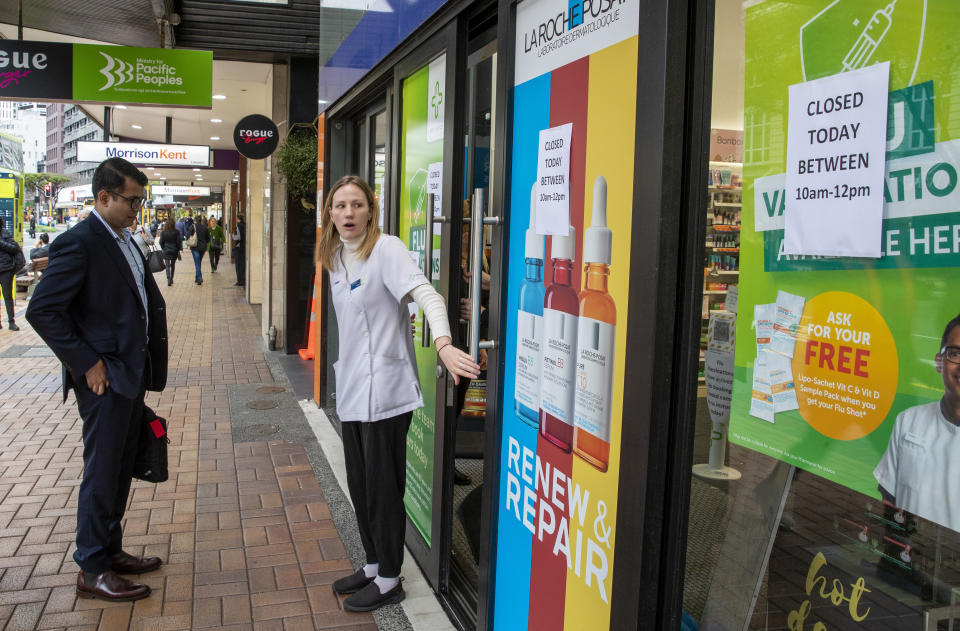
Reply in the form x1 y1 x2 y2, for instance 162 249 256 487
699 161 741 398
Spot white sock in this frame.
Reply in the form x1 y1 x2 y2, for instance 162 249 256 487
362 563 378 578
374 575 399 594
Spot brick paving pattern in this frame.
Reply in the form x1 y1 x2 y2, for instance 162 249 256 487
0 259 376 630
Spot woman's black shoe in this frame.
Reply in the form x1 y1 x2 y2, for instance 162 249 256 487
343 580 405 611
331 569 374 595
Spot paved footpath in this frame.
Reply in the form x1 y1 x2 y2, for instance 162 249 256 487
0 259 384 631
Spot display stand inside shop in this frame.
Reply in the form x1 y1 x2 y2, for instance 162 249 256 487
693 161 741 481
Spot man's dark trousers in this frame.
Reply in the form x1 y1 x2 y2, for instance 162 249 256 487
235 246 245 285
73 376 145 573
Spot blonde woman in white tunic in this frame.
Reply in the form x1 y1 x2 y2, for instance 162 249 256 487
317 175 480 612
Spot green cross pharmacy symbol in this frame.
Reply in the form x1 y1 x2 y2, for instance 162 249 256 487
431 81 443 119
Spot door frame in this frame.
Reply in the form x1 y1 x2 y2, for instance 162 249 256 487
480 0 716 628
437 29 499 631
390 18 466 595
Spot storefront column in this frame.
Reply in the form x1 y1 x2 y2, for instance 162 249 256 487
266 63 290 349
247 157 265 305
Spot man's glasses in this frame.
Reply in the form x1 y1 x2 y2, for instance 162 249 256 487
940 346 960 364
111 192 144 210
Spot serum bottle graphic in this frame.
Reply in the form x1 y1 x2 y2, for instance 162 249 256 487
573 176 616 472
515 185 545 428
539 225 578 452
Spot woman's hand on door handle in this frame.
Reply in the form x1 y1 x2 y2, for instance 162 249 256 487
435 335 481 385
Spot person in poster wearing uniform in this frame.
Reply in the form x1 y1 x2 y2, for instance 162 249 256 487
875 314 960 531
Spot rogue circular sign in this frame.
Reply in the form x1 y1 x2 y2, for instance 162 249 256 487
234 114 279 160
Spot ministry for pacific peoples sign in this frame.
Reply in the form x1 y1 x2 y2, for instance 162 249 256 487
0 40 212 108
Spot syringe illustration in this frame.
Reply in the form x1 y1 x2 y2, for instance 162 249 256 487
842 0 896 72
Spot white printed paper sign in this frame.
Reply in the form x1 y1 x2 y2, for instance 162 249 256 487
536 123 573 235
426 56 446 143
705 350 734 424
723 285 739 314
427 161 443 228
783 62 890 257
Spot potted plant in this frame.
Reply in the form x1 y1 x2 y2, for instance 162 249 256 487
275 121 318 210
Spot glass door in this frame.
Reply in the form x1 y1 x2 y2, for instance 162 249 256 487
442 38 498 630
393 22 458 591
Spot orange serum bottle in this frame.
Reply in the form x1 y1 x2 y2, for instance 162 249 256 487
573 176 616 472
539 225 578 453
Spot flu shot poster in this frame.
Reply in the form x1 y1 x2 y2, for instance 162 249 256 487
730 0 960 533
492 0 639 627
399 56 445 545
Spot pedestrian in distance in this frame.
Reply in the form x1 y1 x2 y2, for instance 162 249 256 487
186 214 209 285
207 217 225 273
158 218 181 287
0 216 22 331
30 232 50 260
233 214 246 287
175 215 185 246
25 157 168 603
317 175 480 612
131 217 155 258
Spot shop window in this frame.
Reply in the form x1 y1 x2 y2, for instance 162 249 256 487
682 1 960 630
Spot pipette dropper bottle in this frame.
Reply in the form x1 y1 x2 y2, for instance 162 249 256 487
539 225 578 452
573 176 616 472
516 184 545 428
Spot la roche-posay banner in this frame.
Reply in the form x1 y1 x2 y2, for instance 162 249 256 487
731 0 960 534
493 0 638 627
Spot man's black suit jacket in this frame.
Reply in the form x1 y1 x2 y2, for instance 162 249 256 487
26 216 168 401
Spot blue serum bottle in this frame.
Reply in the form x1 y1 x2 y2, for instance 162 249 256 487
515 185 545 427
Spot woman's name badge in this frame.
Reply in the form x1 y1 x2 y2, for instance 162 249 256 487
350 278 362 291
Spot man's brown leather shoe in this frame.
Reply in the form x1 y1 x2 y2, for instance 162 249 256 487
110 551 162 574
76 570 151 601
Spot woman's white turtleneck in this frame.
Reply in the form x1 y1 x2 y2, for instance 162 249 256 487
340 233 452 342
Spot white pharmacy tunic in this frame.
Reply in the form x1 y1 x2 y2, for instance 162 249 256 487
874 401 960 531
329 235 430 422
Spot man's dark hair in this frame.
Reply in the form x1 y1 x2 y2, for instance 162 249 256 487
92 157 148 198
39 233 49 244
941 313 960 350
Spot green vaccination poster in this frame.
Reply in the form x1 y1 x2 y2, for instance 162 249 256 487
731 0 960 533
398 56 445 545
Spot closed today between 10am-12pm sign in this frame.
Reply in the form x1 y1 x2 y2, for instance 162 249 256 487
0 40 212 108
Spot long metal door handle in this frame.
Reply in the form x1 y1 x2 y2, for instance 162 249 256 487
466 187 503 360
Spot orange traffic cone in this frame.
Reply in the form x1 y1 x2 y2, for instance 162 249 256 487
298 281 317 360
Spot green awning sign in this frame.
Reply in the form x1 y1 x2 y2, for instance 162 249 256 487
0 40 212 108
73 45 211 107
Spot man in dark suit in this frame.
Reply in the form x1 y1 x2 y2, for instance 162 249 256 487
26 158 168 602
